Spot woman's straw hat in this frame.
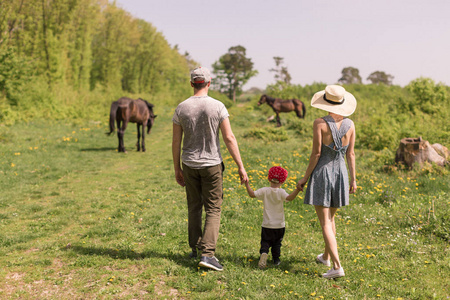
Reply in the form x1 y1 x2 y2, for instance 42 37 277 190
311 85 357 116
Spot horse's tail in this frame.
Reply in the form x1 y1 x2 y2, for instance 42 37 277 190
301 100 306 118
107 101 119 135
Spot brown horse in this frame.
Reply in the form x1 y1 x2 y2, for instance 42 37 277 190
258 94 306 127
107 97 157 153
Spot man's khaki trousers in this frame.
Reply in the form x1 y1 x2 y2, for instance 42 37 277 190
183 163 223 257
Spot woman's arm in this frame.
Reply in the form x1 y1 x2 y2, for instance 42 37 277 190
346 122 357 194
297 118 323 191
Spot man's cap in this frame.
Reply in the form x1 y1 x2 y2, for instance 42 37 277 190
191 67 211 83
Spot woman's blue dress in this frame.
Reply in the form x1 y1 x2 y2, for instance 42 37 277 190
304 115 352 208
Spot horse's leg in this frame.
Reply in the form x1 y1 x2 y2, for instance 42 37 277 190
141 121 146 152
136 123 141 152
276 112 281 127
119 121 128 153
116 118 123 152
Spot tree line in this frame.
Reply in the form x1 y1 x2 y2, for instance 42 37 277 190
210 46 397 103
0 0 444 125
0 0 192 109
0 0 399 110
269 63 395 86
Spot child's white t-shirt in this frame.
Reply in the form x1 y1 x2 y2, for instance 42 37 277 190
254 187 289 229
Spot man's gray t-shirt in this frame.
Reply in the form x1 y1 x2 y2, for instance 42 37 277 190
173 95 229 168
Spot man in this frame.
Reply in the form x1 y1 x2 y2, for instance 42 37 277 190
172 67 248 271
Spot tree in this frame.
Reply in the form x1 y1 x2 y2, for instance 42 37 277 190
183 51 197 71
338 67 362 84
0 47 32 104
269 56 291 85
212 45 258 102
367 71 394 85
91 3 137 90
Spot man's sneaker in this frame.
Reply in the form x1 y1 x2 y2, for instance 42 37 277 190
258 253 268 269
316 253 331 267
189 250 197 259
199 256 223 271
322 267 345 279
273 258 281 266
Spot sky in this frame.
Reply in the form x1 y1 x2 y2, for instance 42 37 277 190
115 0 450 90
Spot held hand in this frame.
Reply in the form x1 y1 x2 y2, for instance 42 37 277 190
349 180 357 194
239 168 249 185
175 169 185 187
244 180 250 189
297 177 308 192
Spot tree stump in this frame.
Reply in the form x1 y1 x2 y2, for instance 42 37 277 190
395 137 447 168
432 143 450 160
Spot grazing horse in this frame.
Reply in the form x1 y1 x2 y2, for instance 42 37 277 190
107 97 157 153
258 94 306 127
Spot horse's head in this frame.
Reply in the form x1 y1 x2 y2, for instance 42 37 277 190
147 113 157 134
143 100 157 134
138 99 157 134
258 95 267 106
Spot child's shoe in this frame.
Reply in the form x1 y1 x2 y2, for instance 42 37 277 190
273 258 281 266
258 253 268 269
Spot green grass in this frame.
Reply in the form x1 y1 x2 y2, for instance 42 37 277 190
0 100 449 299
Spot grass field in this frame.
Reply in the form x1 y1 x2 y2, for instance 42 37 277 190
0 99 449 299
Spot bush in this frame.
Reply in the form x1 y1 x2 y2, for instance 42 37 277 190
243 126 289 142
406 77 448 115
357 117 400 151
286 119 313 139
265 82 326 101
209 90 233 108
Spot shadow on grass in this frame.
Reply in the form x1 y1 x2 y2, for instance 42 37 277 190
80 147 117 152
67 245 297 271
67 245 197 269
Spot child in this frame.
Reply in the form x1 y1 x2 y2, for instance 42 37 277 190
244 166 300 269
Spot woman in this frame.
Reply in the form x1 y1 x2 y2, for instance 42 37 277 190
297 85 357 279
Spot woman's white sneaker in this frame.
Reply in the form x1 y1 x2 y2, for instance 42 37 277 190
316 253 331 267
322 267 345 279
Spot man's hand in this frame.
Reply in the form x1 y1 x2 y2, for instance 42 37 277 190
239 168 248 185
175 169 185 187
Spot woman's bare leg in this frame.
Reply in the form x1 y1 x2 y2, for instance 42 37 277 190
315 205 341 269
322 212 336 260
